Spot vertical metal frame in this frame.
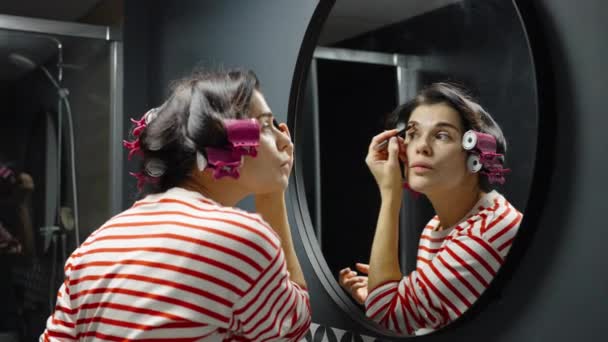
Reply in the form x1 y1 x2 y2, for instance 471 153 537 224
109 41 124 215
310 46 421 271
308 59 323 243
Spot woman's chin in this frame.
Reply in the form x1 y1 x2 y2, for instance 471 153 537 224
408 180 430 194
254 180 288 195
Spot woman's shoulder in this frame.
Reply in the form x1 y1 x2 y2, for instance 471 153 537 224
476 191 523 224
218 206 280 238
456 191 523 248
481 190 520 212
111 188 281 245
203 206 283 256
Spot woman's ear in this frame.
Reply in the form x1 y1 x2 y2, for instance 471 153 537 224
278 122 291 139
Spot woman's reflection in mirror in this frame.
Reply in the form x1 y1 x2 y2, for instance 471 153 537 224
339 83 522 335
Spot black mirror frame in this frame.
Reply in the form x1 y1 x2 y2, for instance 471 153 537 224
286 0 555 337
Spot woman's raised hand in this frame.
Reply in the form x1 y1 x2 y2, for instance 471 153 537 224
365 130 407 196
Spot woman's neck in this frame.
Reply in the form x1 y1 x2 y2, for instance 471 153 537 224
179 173 247 207
427 183 484 230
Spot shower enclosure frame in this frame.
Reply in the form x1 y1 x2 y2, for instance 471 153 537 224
0 14 124 217
306 45 422 270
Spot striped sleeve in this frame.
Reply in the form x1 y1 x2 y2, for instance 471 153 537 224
365 202 522 335
40 258 77 341
230 247 311 341
365 228 504 334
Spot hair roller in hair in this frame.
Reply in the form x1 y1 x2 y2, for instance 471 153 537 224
224 119 260 157
462 130 510 183
204 147 243 179
199 119 262 180
462 130 497 153
467 154 483 173
144 158 167 178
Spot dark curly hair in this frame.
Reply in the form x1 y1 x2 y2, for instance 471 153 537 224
131 69 260 194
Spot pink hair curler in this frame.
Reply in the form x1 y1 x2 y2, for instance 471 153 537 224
125 108 161 190
204 147 243 179
481 167 511 185
130 116 147 137
124 108 159 161
224 119 260 157
198 119 262 180
123 138 143 160
462 130 497 154
0 166 15 180
462 130 510 184
129 171 160 192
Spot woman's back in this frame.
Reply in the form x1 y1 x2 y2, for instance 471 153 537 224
42 187 310 341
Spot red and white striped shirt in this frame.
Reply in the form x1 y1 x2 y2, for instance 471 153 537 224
365 190 522 335
41 187 311 341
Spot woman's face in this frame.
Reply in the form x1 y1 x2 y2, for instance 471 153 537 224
405 103 476 195
238 90 293 194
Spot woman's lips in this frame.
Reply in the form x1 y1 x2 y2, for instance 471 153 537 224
280 161 291 172
410 163 433 173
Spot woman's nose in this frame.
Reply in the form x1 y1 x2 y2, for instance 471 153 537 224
414 137 432 156
277 131 292 152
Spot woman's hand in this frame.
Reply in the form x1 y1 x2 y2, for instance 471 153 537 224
339 263 370 305
0 167 34 206
365 130 407 196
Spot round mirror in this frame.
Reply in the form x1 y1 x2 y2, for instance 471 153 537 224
289 0 539 337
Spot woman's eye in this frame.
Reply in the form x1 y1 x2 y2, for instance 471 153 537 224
259 119 272 130
436 132 451 140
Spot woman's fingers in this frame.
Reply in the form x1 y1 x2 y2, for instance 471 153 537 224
350 280 368 290
341 264 369 290
355 263 370 274
341 276 367 288
339 268 357 285
368 129 399 153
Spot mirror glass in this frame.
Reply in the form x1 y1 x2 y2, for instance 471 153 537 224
293 0 538 336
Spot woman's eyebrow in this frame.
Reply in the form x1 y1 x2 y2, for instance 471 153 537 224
406 120 461 133
255 112 273 119
435 122 461 132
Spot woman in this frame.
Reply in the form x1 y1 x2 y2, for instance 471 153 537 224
0 161 35 256
41 69 311 341
1 160 35 337
339 83 522 335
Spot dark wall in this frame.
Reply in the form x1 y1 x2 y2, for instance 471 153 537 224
123 0 608 341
